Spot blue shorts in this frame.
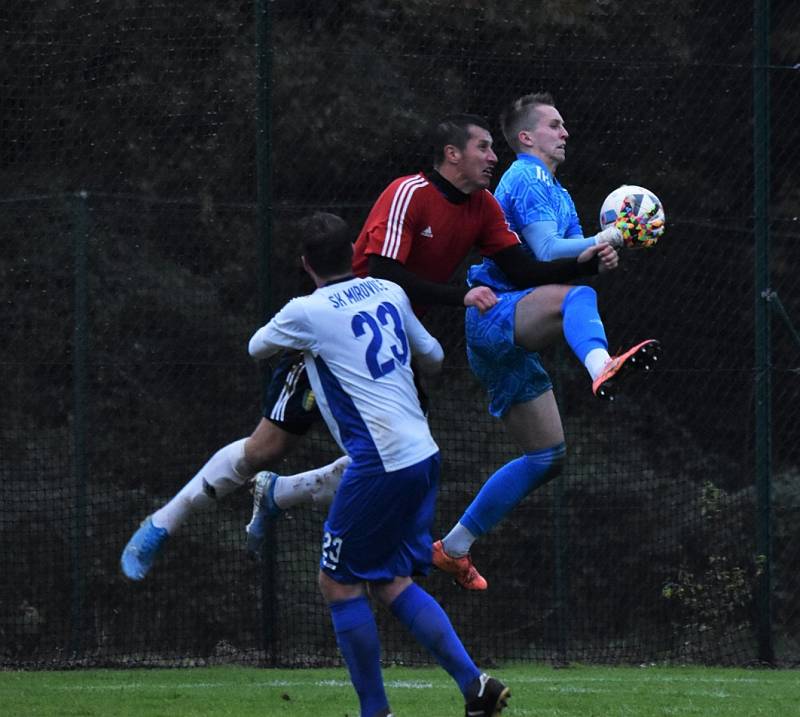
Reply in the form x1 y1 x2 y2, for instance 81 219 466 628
465 289 552 418
262 351 320 435
319 453 440 584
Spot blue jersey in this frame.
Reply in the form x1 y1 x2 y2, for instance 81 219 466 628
468 154 584 291
495 154 582 236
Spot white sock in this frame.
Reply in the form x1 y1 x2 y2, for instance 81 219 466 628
441 523 477 558
151 475 206 534
584 347 611 381
273 455 351 509
151 438 253 534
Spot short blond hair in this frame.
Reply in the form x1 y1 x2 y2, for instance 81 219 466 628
500 92 556 153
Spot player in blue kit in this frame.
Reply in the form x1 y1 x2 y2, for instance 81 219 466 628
248 211 510 717
432 92 664 589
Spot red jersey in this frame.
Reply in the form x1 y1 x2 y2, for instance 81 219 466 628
352 172 521 284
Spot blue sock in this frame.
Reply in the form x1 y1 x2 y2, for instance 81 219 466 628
460 443 566 537
561 285 608 363
390 583 480 696
329 596 388 717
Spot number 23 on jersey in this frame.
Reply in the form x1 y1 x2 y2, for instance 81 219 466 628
351 300 409 379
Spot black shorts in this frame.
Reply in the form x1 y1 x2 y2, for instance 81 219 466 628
262 351 320 436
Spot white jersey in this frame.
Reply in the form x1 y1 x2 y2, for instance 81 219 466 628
249 276 443 473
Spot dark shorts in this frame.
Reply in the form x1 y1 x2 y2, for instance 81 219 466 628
262 351 321 435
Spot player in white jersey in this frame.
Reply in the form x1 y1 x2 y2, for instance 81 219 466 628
248 211 509 717
248 272 440 475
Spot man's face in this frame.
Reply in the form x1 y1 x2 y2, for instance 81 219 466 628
456 125 498 191
526 104 569 170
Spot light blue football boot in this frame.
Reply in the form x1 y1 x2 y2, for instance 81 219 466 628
120 516 169 581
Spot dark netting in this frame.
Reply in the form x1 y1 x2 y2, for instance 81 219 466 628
2 0 799 669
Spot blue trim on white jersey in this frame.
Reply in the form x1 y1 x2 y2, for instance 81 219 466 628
249 275 440 473
313 354 386 473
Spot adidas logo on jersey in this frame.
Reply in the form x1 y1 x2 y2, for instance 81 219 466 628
420 226 433 238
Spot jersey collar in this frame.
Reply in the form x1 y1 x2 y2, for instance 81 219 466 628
425 169 470 205
323 275 356 287
515 153 555 178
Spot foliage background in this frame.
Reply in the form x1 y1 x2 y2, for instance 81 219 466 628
1 0 799 667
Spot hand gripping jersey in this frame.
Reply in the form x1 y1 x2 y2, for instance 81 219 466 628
351 172 521 297
248 276 443 473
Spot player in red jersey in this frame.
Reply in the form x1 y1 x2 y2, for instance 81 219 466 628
352 115 608 317
120 114 616 587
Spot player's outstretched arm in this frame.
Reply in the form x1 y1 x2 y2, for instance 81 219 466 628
491 243 599 289
368 255 469 307
521 220 596 260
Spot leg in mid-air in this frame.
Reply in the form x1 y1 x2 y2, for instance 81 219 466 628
434 390 566 590
245 454 351 559
512 284 661 400
120 417 300 581
434 284 660 589
120 352 317 581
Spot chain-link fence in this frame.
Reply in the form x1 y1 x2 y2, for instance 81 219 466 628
2 0 799 669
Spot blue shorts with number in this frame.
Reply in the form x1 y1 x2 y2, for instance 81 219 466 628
319 453 440 584
465 289 552 418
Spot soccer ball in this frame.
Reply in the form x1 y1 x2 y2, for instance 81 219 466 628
599 185 665 249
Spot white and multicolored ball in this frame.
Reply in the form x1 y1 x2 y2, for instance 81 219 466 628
599 184 665 249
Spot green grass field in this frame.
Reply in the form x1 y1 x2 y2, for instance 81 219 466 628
1 663 797 716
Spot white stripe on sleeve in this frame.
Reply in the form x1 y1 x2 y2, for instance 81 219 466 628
383 175 428 259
